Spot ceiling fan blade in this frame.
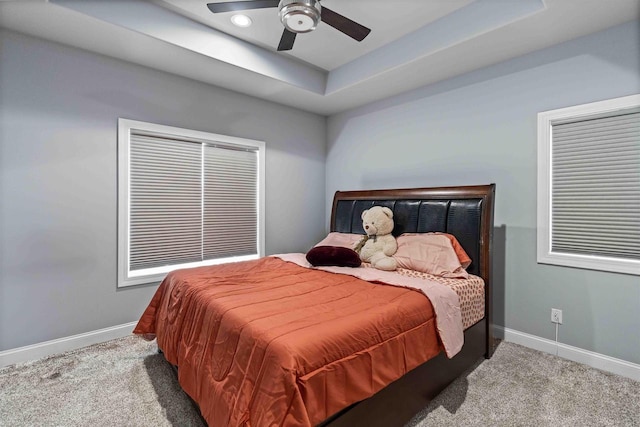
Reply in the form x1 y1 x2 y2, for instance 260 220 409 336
277 29 297 51
207 1 279 14
321 7 371 42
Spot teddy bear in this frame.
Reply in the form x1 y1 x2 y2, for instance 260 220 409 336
355 206 398 271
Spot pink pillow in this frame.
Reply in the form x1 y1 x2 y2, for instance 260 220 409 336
398 232 472 269
436 233 472 269
313 232 363 250
394 234 469 278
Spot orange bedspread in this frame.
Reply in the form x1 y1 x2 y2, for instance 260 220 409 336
134 257 443 427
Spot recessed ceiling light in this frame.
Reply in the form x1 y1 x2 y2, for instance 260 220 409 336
230 14 252 28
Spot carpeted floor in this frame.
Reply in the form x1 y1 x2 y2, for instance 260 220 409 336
407 343 640 427
0 336 204 427
0 336 638 426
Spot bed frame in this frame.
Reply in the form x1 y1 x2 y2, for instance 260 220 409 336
319 183 496 427
162 184 495 427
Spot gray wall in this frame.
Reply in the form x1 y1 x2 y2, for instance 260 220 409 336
326 22 640 364
0 30 326 351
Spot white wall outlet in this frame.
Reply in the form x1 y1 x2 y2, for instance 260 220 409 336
551 308 563 324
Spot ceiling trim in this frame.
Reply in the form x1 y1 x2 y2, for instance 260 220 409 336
1 0 638 115
52 0 326 94
327 0 546 93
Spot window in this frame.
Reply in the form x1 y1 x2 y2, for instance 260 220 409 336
118 119 265 287
537 94 640 276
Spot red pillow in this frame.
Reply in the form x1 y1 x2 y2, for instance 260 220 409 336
306 246 362 267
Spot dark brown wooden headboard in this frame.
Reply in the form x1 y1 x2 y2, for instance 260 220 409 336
330 184 496 354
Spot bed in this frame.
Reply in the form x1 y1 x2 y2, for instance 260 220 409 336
134 184 496 427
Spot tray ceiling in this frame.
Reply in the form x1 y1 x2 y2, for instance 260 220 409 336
1 0 638 114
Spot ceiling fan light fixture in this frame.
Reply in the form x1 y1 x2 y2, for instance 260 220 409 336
230 14 253 27
278 0 321 33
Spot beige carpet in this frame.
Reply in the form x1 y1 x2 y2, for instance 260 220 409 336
408 342 640 427
0 336 638 426
0 336 204 427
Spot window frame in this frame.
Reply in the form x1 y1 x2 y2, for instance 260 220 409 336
536 94 640 276
117 118 266 288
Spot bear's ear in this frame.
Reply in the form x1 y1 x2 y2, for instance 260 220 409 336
381 207 393 218
361 209 369 220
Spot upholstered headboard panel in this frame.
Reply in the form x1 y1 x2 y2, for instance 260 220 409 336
332 198 483 275
330 185 495 279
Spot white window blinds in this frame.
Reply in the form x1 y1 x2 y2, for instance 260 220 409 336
537 94 640 276
130 133 203 270
204 145 258 259
551 112 640 261
118 119 265 287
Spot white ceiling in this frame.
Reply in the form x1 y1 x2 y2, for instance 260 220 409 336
160 0 474 71
1 0 639 115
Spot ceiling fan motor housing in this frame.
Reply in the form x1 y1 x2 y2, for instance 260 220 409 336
278 0 321 33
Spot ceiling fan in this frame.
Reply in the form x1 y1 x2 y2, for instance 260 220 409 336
206 0 371 51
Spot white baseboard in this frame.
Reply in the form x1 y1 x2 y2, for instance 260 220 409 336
0 321 138 369
494 325 640 382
